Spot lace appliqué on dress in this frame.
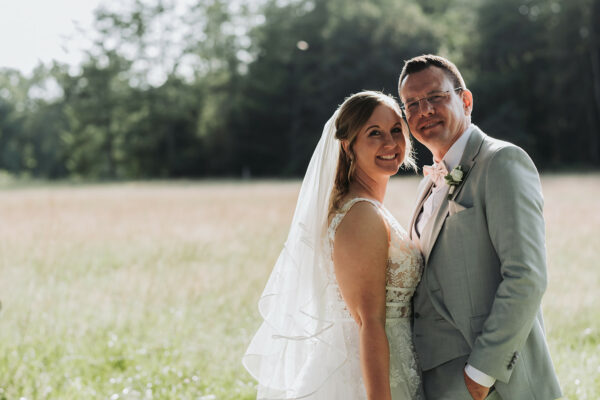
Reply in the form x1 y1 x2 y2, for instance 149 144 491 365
326 197 424 399
387 319 424 399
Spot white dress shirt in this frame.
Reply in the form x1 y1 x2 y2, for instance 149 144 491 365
415 125 472 236
415 124 496 388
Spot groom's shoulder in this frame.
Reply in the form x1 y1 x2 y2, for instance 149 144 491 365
477 129 534 166
478 127 520 155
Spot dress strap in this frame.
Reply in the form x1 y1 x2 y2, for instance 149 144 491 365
339 197 381 213
328 197 383 242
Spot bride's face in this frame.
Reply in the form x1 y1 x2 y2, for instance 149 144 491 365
349 104 406 179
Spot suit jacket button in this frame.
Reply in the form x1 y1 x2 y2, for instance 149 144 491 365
414 312 421 319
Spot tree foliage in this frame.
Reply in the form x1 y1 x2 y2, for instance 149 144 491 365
0 0 597 179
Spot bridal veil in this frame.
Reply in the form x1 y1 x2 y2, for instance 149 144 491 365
242 110 349 399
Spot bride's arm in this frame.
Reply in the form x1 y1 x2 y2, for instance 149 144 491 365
333 202 391 400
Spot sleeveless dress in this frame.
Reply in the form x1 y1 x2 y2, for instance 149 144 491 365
325 197 425 399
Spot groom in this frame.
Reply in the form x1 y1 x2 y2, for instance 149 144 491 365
399 54 562 399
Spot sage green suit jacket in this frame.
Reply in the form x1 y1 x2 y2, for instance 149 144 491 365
409 126 562 399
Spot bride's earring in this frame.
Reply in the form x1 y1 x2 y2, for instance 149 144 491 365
347 155 354 182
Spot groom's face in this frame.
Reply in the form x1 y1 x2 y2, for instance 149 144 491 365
399 66 471 160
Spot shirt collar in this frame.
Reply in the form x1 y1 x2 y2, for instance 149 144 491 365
435 124 473 171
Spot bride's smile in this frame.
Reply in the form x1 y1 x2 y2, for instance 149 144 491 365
348 104 407 185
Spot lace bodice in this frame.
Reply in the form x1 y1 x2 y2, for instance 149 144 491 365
327 197 424 319
325 197 425 399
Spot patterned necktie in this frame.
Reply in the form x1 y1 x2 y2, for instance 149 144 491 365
423 163 448 187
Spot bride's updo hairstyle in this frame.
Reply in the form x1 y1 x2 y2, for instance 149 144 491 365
329 91 415 217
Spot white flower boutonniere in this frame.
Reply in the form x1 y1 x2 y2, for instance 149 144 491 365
444 165 464 197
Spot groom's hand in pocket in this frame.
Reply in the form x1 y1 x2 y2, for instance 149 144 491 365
463 369 490 400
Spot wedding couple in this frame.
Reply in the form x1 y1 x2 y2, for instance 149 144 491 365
243 55 562 399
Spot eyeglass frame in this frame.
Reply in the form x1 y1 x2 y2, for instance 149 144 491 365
400 87 464 118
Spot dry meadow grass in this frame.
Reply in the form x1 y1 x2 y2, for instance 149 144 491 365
0 174 598 399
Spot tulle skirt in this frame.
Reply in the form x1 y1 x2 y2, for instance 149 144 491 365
246 316 423 400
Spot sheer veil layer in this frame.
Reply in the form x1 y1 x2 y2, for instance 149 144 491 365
243 111 349 399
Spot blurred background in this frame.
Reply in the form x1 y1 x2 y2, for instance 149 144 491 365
1 0 599 180
1 1 599 399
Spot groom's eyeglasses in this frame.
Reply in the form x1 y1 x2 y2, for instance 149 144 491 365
400 87 464 119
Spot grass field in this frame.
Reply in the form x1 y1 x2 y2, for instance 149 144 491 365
0 174 598 399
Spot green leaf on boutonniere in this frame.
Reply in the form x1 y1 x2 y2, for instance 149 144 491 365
445 165 466 198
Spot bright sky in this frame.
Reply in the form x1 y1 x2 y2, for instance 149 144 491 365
0 0 106 74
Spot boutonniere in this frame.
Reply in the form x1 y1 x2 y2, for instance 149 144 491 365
444 165 465 198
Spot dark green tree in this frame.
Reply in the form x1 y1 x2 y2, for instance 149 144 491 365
0 0 597 179
465 0 599 167
0 66 69 178
231 0 441 176
58 52 133 178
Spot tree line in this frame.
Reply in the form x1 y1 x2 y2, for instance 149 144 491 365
0 0 598 180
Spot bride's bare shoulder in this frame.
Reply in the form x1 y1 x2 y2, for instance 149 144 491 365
334 200 388 248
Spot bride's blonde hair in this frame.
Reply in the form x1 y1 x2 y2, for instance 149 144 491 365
328 91 415 218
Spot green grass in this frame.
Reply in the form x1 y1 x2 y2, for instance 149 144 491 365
0 175 598 399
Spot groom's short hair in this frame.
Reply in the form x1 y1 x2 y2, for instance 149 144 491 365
398 54 466 90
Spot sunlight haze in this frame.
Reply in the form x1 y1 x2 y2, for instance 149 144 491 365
0 0 106 74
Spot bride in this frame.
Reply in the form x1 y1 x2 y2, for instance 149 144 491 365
243 91 424 399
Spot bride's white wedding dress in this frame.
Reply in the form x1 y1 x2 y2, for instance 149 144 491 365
243 113 424 400
324 197 425 399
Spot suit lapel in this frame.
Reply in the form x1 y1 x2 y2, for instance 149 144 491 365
421 126 487 263
421 188 449 264
447 126 485 202
408 178 434 241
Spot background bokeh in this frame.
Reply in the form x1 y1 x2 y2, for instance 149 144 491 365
0 0 599 180
0 177 598 399
0 1 599 399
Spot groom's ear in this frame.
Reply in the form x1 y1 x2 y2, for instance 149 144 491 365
462 89 474 116
401 113 412 137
